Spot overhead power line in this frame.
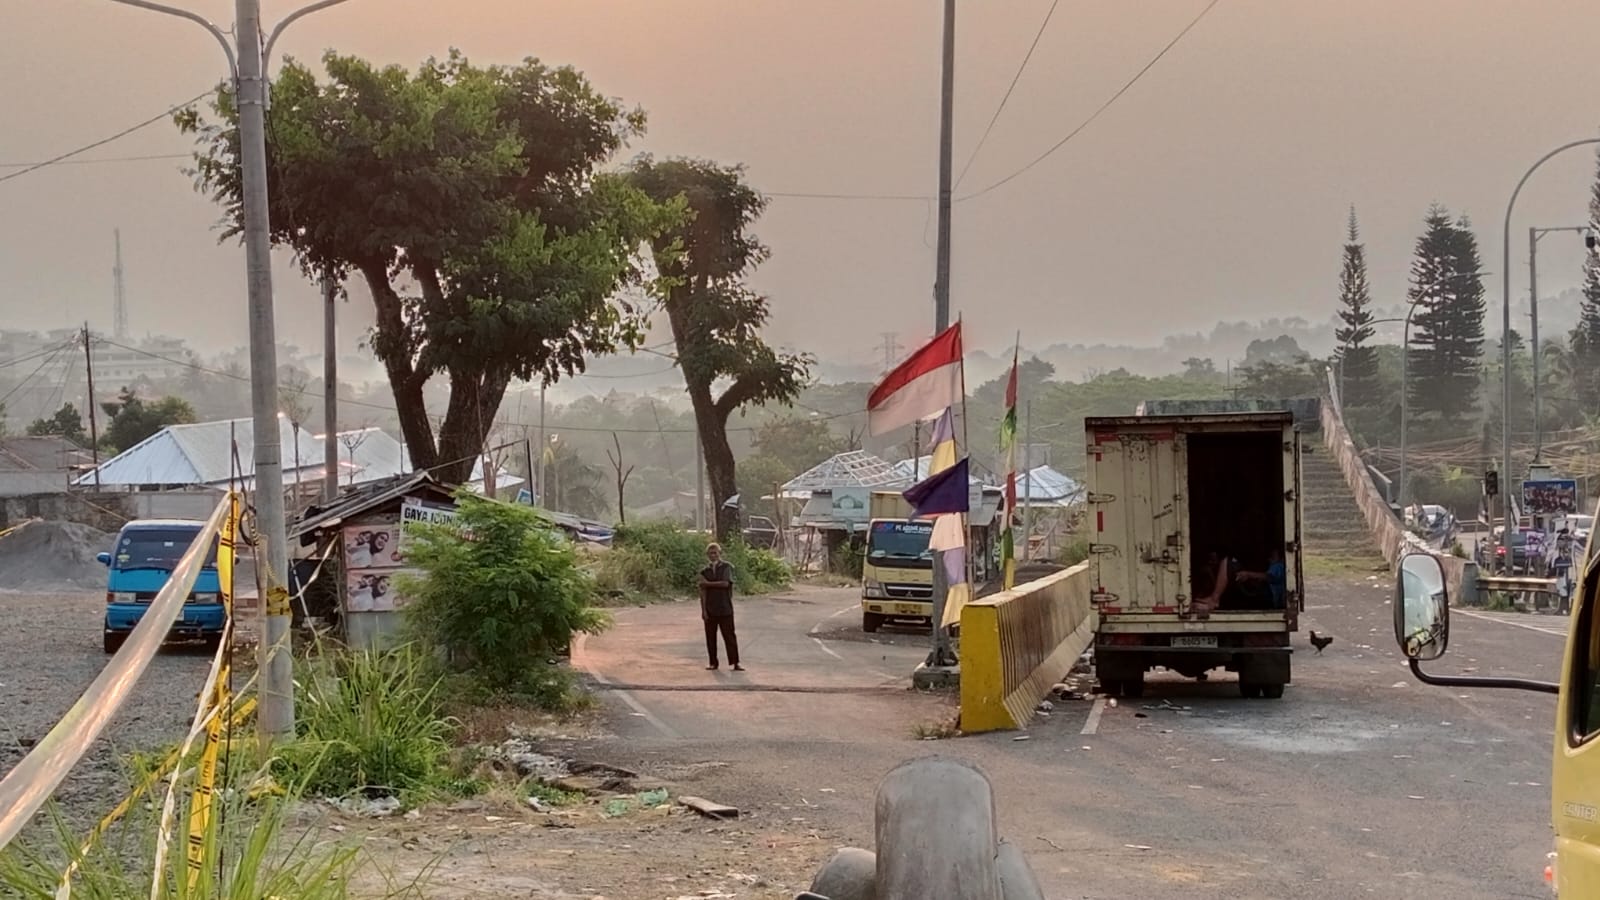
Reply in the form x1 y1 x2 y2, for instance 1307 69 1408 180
0 91 212 186
96 338 863 435
0 152 189 170
957 0 1223 202
954 0 1062 190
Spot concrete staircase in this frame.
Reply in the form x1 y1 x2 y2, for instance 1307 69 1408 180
1299 442 1385 561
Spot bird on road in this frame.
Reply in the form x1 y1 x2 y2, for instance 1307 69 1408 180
1309 631 1333 654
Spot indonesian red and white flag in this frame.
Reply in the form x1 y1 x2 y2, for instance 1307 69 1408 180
866 323 963 436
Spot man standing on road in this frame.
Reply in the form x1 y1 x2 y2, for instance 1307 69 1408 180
700 543 742 671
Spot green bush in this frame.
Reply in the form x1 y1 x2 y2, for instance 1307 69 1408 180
401 492 609 696
602 521 791 595
831 541 864 579
1057 537 1090 567
274 644 455 801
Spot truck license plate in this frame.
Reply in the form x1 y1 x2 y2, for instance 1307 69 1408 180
1171 636 1217 648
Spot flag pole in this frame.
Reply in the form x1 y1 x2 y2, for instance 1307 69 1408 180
959 317 975 613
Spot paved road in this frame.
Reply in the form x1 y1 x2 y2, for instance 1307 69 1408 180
574 575 1567 899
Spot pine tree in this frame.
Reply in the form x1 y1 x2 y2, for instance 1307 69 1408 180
1334 206 1379 405
1407 206 1485 421
1570 148 1600 408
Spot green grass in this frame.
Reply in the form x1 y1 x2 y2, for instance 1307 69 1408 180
272 643 459 806
0 763 372 900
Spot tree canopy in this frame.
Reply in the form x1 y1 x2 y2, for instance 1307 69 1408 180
26 403 87 445
1407 205 1486 420
177 50 681 482
101 389 196 453
1335 207 1380 405
626 156 812 540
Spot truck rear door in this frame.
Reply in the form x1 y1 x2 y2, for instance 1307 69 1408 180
1088 424 1185 613
1287 426 1304 630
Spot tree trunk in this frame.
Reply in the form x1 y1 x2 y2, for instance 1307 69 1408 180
434 364 514 486
360 262 436 470
693 390 741 543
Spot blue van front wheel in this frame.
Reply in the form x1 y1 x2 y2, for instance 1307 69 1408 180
103 630 126 655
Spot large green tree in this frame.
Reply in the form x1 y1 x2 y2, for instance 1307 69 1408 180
101 389 197 453
626 157 812 541
26 403 87 445
178 51 679 483
1335 207 1380 405
1407 206 1485 420
750 416 843 474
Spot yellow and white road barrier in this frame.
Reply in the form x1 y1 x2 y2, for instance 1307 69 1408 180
959 563 1097 733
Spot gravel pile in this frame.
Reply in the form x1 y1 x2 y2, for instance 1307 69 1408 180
0 521 112 591
0 590 212 826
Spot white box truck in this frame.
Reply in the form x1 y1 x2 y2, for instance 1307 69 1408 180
1085 411 1305 699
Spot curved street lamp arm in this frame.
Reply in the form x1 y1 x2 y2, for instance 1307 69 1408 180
105 0 237 79
264 0 357 68
1500 137 1600 547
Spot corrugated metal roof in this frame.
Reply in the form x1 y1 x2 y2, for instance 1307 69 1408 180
1016 465 1082 502
76 417 523 493
891 455 985 484
73 416 320 487
783 451 907 494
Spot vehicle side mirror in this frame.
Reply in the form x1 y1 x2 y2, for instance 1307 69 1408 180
1393 552 1449 661
96 552 111 566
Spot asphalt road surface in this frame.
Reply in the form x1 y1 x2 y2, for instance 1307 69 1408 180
575 571 1568 900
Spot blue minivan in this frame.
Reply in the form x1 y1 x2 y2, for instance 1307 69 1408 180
97 519 226 654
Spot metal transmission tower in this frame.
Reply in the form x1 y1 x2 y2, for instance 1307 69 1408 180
112 230 128 339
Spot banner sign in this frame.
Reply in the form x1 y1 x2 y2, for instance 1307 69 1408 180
1523 479 1578 515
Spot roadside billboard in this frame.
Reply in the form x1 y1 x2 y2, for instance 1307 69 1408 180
1523 479 1578 515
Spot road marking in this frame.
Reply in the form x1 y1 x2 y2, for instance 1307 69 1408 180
1081 697 1107 735
570 634 680 739
1455 609 1570 638
812 636 845 661
827 603 856 619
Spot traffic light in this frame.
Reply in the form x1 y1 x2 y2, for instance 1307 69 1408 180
1485 468 1499 497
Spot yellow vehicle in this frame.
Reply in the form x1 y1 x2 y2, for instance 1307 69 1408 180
861 517 936 632
860 489 1002 633
1393 551 1593 895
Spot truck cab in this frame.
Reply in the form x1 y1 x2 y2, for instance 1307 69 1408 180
861 517 936 632
96 518 225 654
1394 549 1600 896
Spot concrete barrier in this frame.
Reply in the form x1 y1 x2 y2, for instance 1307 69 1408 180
960 563 1096 733
1319 372 1477 602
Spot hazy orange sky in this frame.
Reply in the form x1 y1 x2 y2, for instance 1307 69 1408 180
3 0 1599 369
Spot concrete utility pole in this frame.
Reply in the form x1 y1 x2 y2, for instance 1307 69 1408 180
81 324 101 491
926 0 957 670
1498 139 1600 565
322 275 339 503
1021 399 1032 561
106 0 359 748
537 385 547 506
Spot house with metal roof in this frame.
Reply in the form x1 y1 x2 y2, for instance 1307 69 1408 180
71 415 521 493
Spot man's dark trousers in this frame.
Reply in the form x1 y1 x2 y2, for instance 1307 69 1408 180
705 615 739 668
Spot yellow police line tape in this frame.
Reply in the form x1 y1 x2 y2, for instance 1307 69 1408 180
0 517 39 542
0 501 230 856
51 492 248 900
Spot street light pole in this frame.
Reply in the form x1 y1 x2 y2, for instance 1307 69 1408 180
1499 139 1600 564
925 0 957 670
1526 225 1590 464
106 0 358 748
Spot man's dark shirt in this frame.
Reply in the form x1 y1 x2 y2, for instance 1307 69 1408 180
701 561 735 617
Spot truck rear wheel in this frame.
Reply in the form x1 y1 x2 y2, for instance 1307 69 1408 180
1239 681 1261 699
862 611 885 633
1260 682 1285 699
103 631 126 655
1121 677 1145 699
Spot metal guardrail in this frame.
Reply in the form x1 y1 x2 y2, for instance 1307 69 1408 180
0 497 230 852
1477 575 1558 595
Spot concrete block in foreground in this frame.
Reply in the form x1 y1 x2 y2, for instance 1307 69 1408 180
808 846 876 900
997 838 1045 900
874 757 1001 900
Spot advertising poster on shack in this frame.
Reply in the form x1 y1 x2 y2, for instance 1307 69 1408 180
342 525 404 570
1523 479 1579 515
345 568 421 613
